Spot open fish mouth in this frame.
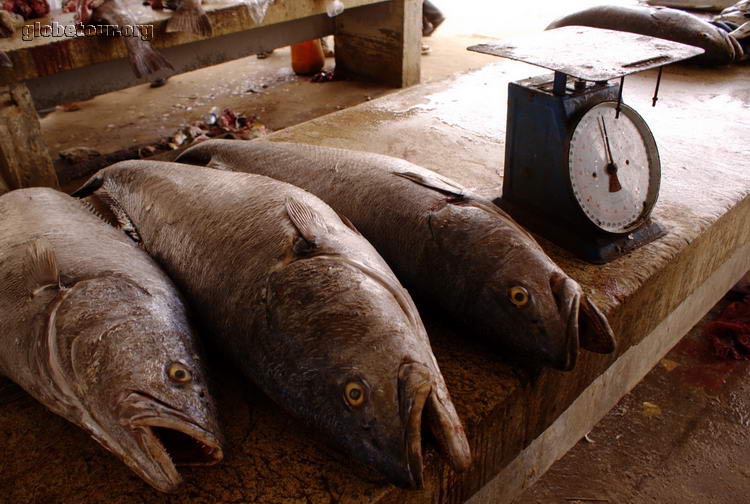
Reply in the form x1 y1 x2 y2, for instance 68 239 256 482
399 363 471 488
120 392 223 492
550 273 582 371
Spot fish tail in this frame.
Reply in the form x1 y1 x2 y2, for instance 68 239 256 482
125 38 174 79
166 7 213 37
0 50 11 68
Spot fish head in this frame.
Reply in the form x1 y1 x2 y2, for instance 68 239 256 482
264 256 471 488
479 244 616 371
54 275 222 492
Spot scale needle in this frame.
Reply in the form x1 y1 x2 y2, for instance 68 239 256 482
599 116 622 193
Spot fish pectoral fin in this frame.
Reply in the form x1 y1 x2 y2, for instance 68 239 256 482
394 170 465 199
285 197 328 250
579 295 617 354
25 239 61 295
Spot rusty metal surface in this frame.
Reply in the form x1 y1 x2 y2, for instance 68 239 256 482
468 26 704 81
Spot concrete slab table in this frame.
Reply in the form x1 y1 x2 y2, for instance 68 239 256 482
0 0 421 191
1 62 749 502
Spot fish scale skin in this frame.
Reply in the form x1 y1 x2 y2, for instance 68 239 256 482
0 188 219 492
75 161 468 487
176 140 617 370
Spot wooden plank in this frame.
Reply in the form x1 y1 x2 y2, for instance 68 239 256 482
334 0 421 87
26 14 335 109
0 0 389 85
0 83 58 189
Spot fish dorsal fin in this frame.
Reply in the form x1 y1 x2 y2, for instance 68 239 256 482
285 197 329 251
394 170 465 199
335 211 361 235
26 240 61 295
206 159 232 172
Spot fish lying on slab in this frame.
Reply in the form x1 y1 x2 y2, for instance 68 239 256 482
546 4 743 65
0 188 222 492
74 161 471 488
76 0 173 78
177 140 617 371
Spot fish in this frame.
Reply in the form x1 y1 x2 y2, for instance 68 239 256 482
76 0 174 78
0 50 11 67
164 0 212 37
715 0 750 42
73 161 471 488
0 9 25 38
0 188 223 492
177 140 618 371
646 0 737 11
546 5 742 66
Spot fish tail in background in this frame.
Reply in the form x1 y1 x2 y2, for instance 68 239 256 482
166 1 212 37
0 51 11 68
92 0 174 78
124 35 174 78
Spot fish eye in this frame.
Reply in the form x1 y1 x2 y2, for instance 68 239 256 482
343 381 367 408
167 362 192 384
509 286 530 307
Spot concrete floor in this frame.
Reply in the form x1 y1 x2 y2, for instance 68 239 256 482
519 295 750 504
37 1 750 502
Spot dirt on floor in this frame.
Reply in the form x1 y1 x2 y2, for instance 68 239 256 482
519 294 750 504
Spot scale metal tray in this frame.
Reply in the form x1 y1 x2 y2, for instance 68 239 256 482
468 26 705 81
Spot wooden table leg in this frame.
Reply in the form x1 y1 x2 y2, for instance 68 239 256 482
0 83 59 190
334 0 421 88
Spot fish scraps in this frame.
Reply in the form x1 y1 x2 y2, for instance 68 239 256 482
2 0 49 20
705 296 750 360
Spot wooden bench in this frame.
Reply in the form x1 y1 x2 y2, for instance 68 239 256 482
2 49 749 504
0 0 420 192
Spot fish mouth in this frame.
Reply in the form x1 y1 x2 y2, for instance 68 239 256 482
120 392 223 492
551 273 581 372
399 362 471 488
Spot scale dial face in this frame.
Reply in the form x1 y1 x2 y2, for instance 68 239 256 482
568 101 660 235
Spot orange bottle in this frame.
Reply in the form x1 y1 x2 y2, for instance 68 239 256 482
291 39 326 76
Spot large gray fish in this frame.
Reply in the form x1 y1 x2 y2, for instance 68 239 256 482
546 4 743 65
177 140 617 371
0 188 223 492
74 161 471 488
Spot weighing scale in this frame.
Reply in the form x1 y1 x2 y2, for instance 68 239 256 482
468 27 704 263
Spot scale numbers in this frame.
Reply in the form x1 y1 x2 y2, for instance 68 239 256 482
568 101 660 234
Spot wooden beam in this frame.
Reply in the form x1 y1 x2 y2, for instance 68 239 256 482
0 83 58 189
0 0 389 85
26 14 335 109
334 0 421 87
